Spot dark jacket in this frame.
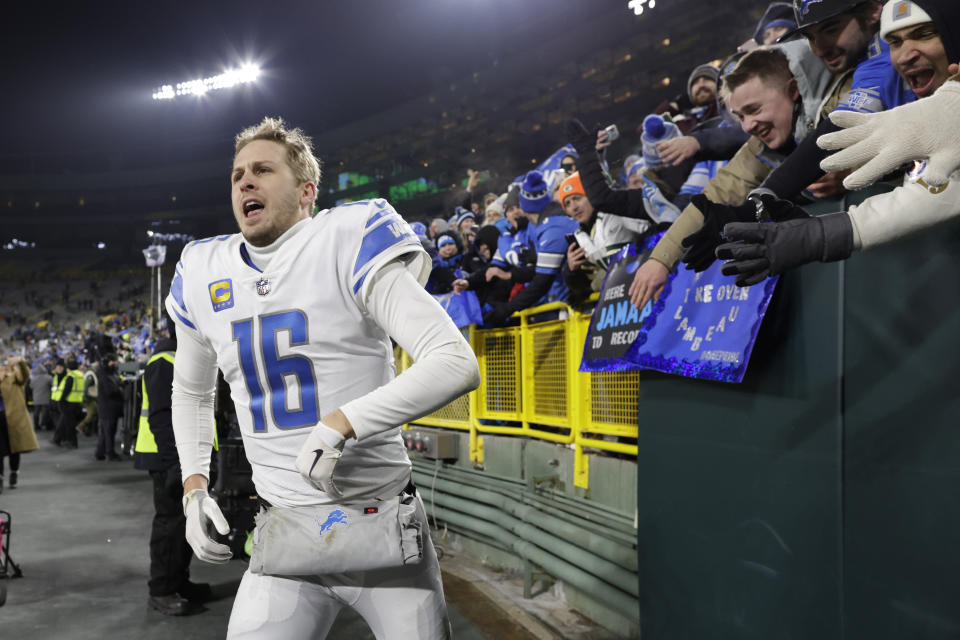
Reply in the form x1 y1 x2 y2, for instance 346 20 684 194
461 225 514 307
96 364 124 417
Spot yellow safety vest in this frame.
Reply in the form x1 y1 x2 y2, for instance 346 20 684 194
50 372 64 402
65 370 85 404
136 352 217 454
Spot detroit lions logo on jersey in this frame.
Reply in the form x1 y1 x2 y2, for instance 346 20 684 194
316 510 348 535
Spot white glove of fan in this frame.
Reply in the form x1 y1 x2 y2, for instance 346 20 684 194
295 422 346 498
818 81 960 189
182 489 232 564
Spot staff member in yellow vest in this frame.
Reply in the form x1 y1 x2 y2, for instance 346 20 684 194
75 361 99 438
48 359 65 433
52 358 84 449
134 320 213 616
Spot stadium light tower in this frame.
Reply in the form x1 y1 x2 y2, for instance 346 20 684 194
152 62 261 100
627 0 657 15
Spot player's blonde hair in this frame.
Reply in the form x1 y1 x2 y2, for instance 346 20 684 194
234 117 322 198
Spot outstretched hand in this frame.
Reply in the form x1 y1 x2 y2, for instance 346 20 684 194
819 80 960 189
716 212 854 286
629 259 669 310
656 136 700 166
680 195 757 272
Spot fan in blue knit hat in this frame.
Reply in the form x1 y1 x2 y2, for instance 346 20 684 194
455 207 476 227
518 170 551 213
410 221 428 239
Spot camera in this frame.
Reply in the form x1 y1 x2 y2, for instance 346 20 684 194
603 124 619 142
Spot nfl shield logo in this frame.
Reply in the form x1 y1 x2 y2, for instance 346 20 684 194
256 278 271 296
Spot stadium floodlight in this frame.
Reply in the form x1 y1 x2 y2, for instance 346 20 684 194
152 63 261 100
627 0 656 15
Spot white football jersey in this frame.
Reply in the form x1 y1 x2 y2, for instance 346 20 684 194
165 199 429 507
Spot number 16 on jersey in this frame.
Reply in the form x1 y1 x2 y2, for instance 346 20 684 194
232 310 320 432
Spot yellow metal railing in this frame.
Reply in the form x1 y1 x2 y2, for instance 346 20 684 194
399 296 639 489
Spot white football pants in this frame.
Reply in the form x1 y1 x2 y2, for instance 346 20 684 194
226 499 450 639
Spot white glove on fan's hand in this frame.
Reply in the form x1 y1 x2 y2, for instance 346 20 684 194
182 489 232 564
295 422 346 498
818 82 960 189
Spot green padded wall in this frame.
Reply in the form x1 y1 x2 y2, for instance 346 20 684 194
635 187 960 638
842 214 960 639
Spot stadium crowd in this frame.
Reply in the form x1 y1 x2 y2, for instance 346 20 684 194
396 0 958 332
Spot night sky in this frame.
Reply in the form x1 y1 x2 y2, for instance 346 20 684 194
3 0 640 161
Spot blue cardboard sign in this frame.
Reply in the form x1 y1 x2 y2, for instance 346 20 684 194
581 236 778 383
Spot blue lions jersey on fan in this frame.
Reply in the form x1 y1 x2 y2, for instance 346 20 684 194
165 199 429 507
834 34 915 114
529 213 580 303
490 225 532 269
678 160 726 197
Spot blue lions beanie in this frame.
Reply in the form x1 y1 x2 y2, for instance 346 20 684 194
519 170 551 213
410 221 428 239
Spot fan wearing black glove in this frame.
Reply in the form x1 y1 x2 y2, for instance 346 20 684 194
625 42 839 311
680 192 812 272
715 212 854 286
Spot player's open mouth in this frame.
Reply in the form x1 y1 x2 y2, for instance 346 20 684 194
757 125 773 144
243 199 265 219
906 68 935 96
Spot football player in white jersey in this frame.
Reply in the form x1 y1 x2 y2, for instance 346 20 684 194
165 117 480 638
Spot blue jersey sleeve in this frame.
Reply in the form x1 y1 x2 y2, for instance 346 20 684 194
834 35 915 114
351 199 424 296
491 231 522 268
678 160 725 196
534 216 579 276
